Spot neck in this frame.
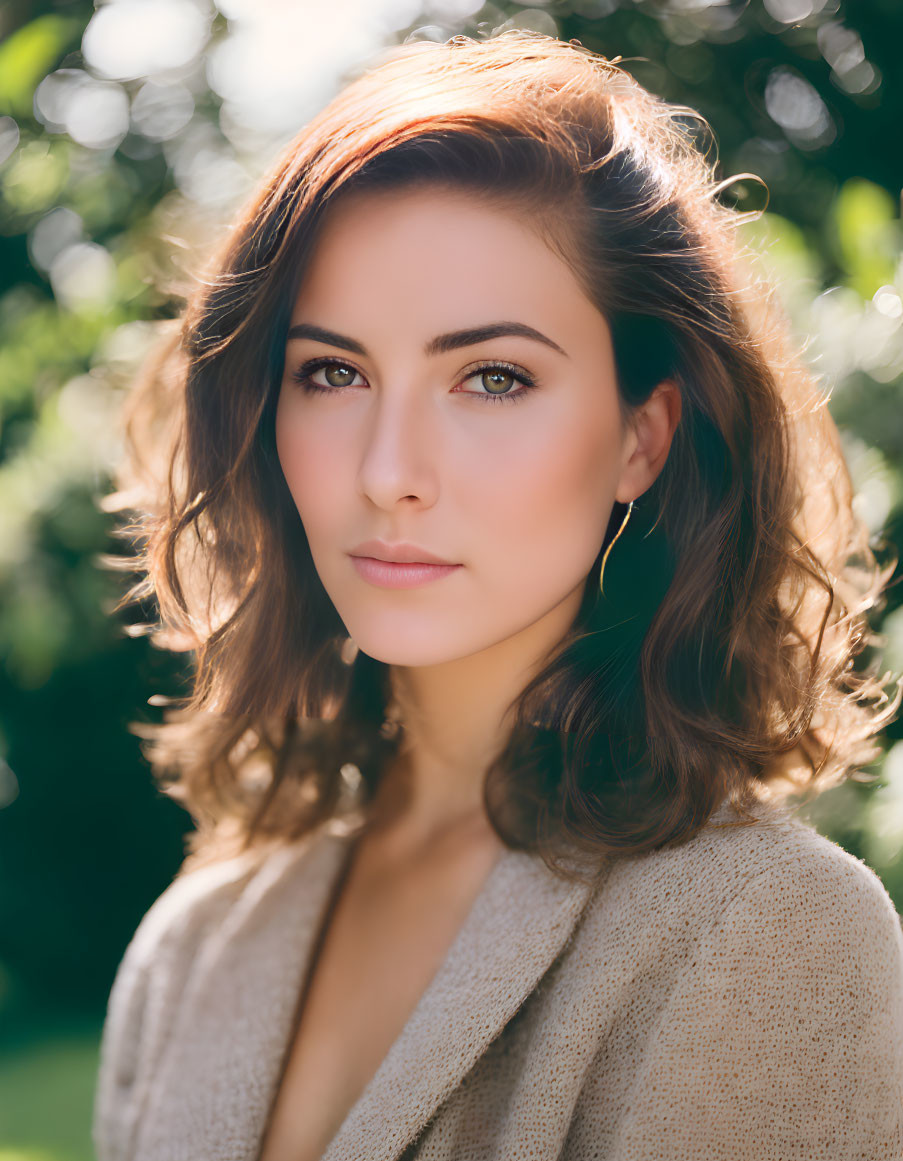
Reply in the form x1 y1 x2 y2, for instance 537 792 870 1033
365 583 585 851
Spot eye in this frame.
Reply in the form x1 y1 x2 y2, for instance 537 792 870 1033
289 357 539 405
458 362 537 404
291 358 365 393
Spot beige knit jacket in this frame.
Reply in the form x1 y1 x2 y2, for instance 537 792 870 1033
93 796 903 1161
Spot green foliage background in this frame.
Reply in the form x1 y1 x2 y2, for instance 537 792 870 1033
1 1 901 1157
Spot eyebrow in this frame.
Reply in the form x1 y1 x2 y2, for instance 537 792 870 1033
285 321 569 359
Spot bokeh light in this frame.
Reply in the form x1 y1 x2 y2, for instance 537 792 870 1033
82 0 212 80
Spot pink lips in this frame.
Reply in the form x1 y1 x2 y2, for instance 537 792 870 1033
349 539 455 565
350 556 462 589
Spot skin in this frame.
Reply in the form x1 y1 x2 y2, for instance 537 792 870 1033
275 183 681 861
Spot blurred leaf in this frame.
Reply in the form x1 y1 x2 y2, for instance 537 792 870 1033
1 139 68 219
0 17 75 118
833 178 900 299
1 573 74 689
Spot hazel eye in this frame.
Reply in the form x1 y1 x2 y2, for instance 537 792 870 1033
472 368 517 396
458 362 538 404
317 364 361 388
290 359 366 393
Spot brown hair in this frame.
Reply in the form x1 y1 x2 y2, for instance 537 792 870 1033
108 30 900 880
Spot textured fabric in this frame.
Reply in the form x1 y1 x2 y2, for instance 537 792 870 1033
93 796 903 1160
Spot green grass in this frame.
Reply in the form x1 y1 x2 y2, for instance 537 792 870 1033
0 1026 101 1161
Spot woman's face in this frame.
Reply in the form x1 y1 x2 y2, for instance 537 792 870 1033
276 184 638 668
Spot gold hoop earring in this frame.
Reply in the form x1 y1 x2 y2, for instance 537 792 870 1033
599 499 634 597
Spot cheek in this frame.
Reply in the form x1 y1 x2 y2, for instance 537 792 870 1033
471 409 621 576
275 392 338 524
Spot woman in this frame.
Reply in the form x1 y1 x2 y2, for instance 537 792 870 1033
93 30 903 1161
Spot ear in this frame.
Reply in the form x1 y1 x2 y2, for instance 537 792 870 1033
615 379 682 504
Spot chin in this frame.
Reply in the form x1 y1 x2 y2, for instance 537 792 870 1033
345 633 475 669
334 607 498 669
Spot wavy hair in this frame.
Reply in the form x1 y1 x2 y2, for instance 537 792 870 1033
107 30 900 880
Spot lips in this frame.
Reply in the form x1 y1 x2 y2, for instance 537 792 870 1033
350 556 462 589
349 539 457 565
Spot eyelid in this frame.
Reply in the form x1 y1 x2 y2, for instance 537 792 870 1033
289 355 539 396
458 360 538 396
290 355 367 388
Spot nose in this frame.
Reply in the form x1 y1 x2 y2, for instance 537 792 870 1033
356 385 439 511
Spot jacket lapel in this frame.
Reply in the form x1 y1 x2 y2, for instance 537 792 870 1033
320 841 604 1161
133 822 357 1161
134 821 606 1161
317 793 742 1161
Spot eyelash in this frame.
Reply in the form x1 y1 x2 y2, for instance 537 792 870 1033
289 357 539 405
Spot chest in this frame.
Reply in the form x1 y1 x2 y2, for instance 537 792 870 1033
256 829 503 1161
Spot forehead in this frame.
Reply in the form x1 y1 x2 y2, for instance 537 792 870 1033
314 181 541 249
291 183 590 329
